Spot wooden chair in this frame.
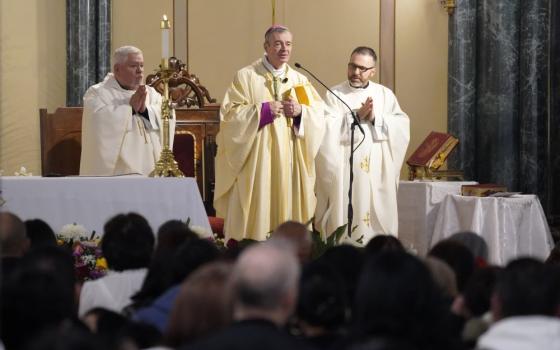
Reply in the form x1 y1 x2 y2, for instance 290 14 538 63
146 57 216 108
40 107 83 176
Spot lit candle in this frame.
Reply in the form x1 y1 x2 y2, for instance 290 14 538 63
161 14 170 60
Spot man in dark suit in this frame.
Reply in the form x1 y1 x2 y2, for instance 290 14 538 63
182 239 312 350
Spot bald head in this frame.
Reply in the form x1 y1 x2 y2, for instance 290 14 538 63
0 212 29 257
272 221 312 263
230 241 300 323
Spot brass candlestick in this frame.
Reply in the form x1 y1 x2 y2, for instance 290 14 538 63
150 58 184 178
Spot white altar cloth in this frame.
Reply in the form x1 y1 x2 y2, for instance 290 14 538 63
0 176 211 236
397 180 477 255
431 194 554 265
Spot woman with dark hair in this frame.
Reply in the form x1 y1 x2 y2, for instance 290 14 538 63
351 251 464 350
132 238 221 331
79 212 155 317
294 261 348 349
24 218 57 250
125 219 198 314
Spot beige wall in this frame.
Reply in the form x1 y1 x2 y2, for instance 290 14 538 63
396 0 449 170
0 0 66 175
112 0 174 78
0 0 448 177
187 0 380 100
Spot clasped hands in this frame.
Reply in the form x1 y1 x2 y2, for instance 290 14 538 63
129 85 147 114
269 98 302 118
357 96 375 122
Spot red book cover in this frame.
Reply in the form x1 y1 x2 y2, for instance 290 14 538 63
407 131 459 169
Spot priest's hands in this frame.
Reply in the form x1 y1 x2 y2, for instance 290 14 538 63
281 98 302 118
357 96 374 122
130 85 147 114
269 101 283 117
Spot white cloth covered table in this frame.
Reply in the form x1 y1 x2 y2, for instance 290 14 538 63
0 176 211 236
431 194 554 265
397 180 477 255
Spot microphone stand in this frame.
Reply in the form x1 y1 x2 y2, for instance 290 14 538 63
294 63 364 238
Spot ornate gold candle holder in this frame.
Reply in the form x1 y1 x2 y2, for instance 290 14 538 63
150 58 184 178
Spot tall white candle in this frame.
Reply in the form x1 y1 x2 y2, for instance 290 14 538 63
161 14 170 60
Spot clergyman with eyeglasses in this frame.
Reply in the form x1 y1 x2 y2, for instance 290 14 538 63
314 46 410 245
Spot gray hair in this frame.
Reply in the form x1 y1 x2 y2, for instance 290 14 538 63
231 241 299 310
264 25 290 44
113 46 143 66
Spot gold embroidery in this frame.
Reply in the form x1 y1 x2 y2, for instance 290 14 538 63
360 156 370 172
136 118 148 144
363 212 370 227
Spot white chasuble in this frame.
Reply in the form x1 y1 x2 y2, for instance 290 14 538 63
315 81 410 245
214 59 325 241
80 73 174 176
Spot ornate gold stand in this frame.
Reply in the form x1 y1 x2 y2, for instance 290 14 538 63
408 166 464 181
150 59 184 178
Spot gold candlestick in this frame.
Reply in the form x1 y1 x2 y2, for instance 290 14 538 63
150 58 184 178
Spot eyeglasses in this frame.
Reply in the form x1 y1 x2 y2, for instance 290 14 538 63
347 63 374 74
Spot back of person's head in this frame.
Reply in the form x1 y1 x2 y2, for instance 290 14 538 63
170 238 221 285
271 220 312 263
128 224 201 312
296 261 348 332
354 251 459 350
24 218 57 250
365 235 404 256
165 261 233 347
448 231 488 263
102 212 154 271
319 244 364 307
493 258 559 320
428 239 475 292
0 211 29 257
424 256 458 300
462 266 501 318
230 240 300 321
20 245 77 288
355 251 443 333
155 219 198 256
1 247 77 350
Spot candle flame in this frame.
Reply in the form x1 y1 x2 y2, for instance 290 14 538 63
163 14 167 21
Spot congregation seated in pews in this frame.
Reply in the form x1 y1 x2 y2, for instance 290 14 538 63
1 210 560 350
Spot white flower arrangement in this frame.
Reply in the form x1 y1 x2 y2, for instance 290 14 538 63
58 223 89 241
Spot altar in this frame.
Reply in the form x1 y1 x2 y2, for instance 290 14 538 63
397 180 477 255
431 194 554 265
0 176 211 236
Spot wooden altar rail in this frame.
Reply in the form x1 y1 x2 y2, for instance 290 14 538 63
39 106 220 214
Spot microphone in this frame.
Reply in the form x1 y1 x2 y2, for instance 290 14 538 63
281 77 288 84
294 62 365 134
